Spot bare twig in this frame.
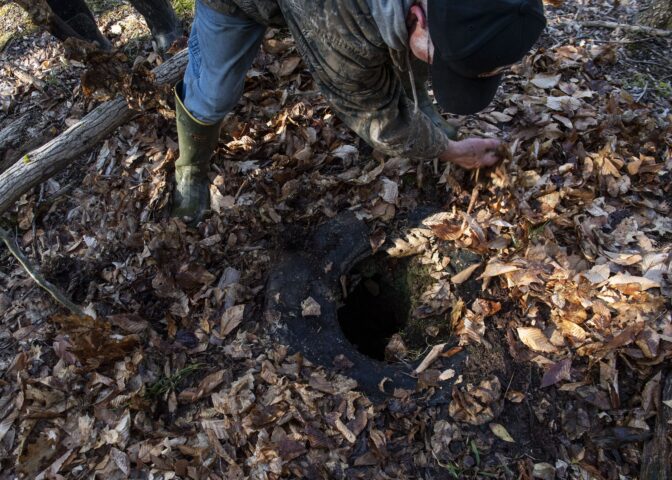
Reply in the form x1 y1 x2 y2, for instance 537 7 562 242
0 227 84 316
635 82 649 102
583 21 672 37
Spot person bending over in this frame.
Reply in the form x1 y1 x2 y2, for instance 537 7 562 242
172 0 546 221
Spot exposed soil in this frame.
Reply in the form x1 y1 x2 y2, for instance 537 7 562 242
0 0 671 478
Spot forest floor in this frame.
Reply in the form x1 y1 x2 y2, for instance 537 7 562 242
0 0 671 478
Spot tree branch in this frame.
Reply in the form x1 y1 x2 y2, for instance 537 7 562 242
0 227 84 315
0 49 188 216
583 20 672 37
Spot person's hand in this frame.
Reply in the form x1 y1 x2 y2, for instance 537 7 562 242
440 138 502 170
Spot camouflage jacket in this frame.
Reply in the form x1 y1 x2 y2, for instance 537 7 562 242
201 0 455 160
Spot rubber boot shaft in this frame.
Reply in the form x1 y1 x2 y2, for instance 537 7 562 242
172 81 222 222
128 0 181 53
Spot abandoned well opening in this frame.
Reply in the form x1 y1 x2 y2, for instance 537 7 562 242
338 253 427 361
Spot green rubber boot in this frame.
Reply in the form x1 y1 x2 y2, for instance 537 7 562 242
172 81 221 222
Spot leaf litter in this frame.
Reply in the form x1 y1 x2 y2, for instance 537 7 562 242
0 0 671 478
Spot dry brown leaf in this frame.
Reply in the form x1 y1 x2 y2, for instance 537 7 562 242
451 263 482 284
608 273 660 291
334 418 357 444
489 423 515 443
480 261 520 278
532 462 556 480
380 177 398 204
221 304 245 337
517 327 558 353
541 358 572 387
559 321 587 343
439 369 456 381
276 56 301 77
351 160 385 185
530 73 561 89
301 297 321 317
110 447 130 476
0 408 18 442
641 372 662 413
178 370 227 403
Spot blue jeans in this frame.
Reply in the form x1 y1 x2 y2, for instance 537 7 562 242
182 0 266 124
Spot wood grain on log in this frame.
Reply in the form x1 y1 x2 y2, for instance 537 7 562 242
0 49 187 216
0 111 54 174
640 371 672 480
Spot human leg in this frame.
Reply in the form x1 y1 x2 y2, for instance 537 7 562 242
45 0 111 49
172 0 266 221
127 0 181 53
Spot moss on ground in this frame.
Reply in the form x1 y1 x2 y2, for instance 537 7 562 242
0 4 34 51
172 0 195 18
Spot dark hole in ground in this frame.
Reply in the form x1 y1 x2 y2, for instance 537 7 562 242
338 253 430 361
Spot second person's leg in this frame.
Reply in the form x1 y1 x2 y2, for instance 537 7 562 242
128 0 181 53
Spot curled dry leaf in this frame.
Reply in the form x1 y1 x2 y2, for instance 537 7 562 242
380 177 398 204
210 185 235 214
559 321 588 343
449 376 502 425
641 371 662 414
351 160 385 185
334 418 357 444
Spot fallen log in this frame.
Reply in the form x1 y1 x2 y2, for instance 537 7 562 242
640 371 672 480
0 49 188 216
0 110 54 174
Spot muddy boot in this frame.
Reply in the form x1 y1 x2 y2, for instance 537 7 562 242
46 0 112 50
128 0 181 55
66 13 112 50
172 81 221 223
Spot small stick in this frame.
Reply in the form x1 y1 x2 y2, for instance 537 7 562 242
460 168 481 231
0 227 85 316
582 21 672 37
